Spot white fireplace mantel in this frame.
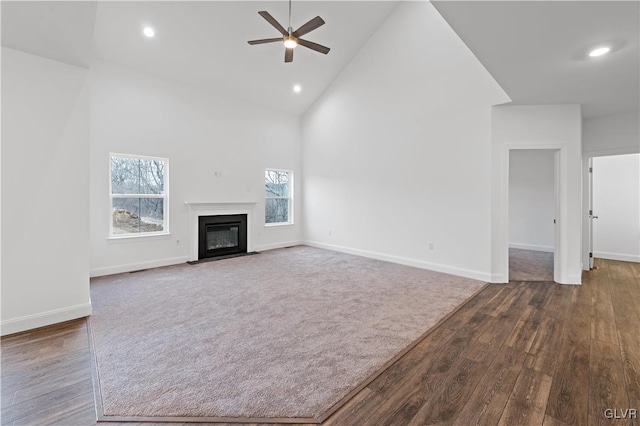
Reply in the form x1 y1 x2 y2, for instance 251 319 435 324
185 201 259 261
184 201 259 207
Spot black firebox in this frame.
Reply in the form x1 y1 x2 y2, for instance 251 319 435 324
198 214 247 260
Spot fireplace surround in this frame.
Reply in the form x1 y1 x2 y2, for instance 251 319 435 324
198 214 247 260
185 201 257 262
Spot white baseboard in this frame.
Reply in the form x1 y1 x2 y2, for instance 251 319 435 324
594 251 640 263
254 240 304 252
509 243 554 253
90 256 190 278
558 273 582 285
89 243 306 277
1 303 92 336
304 240 492 282
490 273 508 284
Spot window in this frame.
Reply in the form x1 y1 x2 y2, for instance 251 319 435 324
110 154 168 236
265 169 293 225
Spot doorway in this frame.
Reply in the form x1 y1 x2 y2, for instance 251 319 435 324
508 149 558 282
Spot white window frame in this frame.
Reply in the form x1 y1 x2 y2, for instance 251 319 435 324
265 168 294 226
109 153 170 238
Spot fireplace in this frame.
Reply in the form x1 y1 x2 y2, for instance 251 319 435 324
198 214 247 260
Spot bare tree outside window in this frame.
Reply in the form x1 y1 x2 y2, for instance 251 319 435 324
110 155 168 235
265 169 292 224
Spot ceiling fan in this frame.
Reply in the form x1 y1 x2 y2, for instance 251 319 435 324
247 0 330 63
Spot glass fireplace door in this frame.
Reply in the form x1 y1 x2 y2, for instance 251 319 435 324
206 224 239 251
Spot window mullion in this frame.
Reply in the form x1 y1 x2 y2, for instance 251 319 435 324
111 194 165 199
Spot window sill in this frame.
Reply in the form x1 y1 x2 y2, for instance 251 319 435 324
265 222 294 228
107 232 172 243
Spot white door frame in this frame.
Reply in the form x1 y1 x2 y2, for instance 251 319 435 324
501 143 568 283
553 149 562 277
587 157 595 269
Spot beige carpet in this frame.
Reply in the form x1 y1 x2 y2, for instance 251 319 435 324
89 246 485 421
509 248 554 281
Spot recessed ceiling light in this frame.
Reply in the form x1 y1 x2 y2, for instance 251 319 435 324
293 85 302 93
589 46 610 57
143 27 155 38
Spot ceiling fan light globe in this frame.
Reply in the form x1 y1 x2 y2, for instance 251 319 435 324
284 37 298 49
589 46 610 57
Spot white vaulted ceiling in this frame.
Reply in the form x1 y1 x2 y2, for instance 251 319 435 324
1 1 98 68
2 1 638 118
432 1 639 119
2 1 399 116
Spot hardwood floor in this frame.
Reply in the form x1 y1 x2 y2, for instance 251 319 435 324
2 258 639 425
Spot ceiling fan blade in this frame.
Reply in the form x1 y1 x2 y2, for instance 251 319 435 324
298 38 330 55
258 11 288 36
248 37 283 45
285 47 294 63
292 16 325 38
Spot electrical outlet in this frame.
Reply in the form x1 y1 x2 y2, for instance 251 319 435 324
428 242 434 250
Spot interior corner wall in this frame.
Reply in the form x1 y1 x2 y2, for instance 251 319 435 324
89 62 302 276
583 111 640 156
592 153 640 262
492 105 583 284
301 1 510 282
509 150 555 252
1 48 91 335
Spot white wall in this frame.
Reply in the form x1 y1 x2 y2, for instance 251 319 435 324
1 48 92 335
583 111 639 156
509 150 555 252
89 62 302 276
302 2 510 281
592 153 640 262
492 105 583 284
